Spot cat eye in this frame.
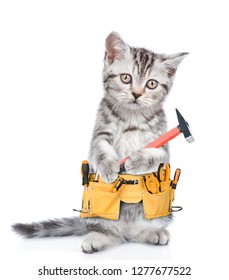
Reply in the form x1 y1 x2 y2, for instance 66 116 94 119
120 74 132 84
146 79 158 90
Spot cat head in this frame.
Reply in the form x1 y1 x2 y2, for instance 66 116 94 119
103 32 188 112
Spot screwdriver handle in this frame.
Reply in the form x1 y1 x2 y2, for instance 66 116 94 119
172 168 181 189
81 160 89 186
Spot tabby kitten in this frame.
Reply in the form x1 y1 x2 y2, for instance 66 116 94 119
13 32 187 253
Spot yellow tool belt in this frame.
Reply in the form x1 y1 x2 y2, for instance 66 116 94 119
79 163 181 220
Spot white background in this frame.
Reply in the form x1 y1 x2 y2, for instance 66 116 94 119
0 0 229 279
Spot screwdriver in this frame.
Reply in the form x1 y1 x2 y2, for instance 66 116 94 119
172 168 181 189
81 160 89 187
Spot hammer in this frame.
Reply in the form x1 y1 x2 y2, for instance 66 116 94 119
119 109 194 172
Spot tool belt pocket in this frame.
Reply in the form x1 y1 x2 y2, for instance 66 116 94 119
80 179 121 220
143 181 171 219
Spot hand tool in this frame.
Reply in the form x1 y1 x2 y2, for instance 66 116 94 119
171 168 181 189
144 174 160 194
157 163 165 192
81 160 89 186
119 109 194 173
94 172 99 182
158 163 165 182
143 176 153 194
164 163 171 181
113 179 139 193
113 178 125 193
74 160 90 213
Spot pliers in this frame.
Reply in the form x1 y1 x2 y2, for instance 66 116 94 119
156 163 164 192
164 163 171 181
156 163 171 192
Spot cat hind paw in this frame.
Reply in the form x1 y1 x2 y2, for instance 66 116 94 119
81 232 120 254
148 229 170 245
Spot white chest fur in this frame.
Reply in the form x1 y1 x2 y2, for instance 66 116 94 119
114 115 159 161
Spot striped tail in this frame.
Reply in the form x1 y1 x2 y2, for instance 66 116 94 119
12 217 89 238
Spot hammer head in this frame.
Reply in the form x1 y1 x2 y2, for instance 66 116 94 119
176 109 194 143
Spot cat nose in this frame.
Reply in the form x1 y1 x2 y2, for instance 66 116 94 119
132 92 141 100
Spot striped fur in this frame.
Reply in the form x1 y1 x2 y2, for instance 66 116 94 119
90 32 187 182
12 32 187 253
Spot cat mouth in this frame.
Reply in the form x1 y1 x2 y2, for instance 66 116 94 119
129 100 140 107
125 97 143 107
128 100 142 110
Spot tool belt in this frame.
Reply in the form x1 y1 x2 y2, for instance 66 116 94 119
78 162 181 220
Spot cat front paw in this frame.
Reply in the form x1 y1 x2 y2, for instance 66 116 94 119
125 148 168 174
125 151 146 174
97 160 119 183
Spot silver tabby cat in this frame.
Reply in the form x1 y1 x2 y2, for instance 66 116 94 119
13 32 187 253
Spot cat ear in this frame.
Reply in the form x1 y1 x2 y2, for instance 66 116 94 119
105 32 130 64
162 52 188 77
